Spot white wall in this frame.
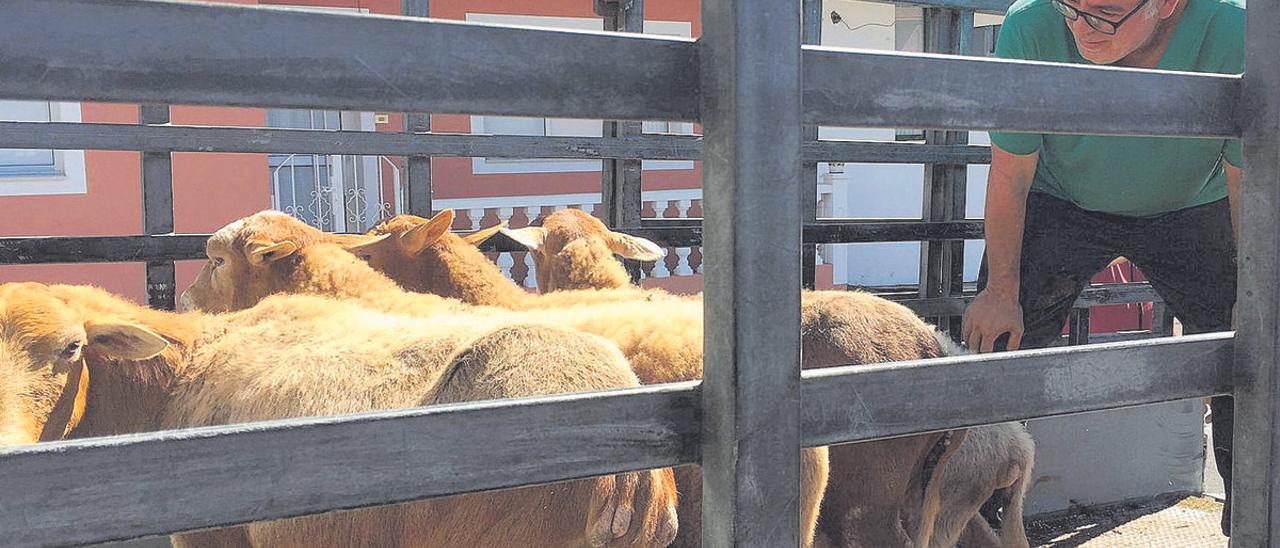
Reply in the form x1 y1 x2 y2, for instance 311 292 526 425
820 1 998 287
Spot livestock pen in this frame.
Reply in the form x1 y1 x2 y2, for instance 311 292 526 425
0 0 1267 545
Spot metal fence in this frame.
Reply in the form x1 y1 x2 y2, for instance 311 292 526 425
0 0 1265 545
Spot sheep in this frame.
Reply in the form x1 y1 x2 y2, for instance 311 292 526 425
1 281 677 547
505 207 1034 548
181 212 849 548
181 210 973 548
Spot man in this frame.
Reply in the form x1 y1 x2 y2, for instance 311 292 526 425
960 0 1244 534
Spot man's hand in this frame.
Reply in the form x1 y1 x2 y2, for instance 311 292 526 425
963 288 1025 353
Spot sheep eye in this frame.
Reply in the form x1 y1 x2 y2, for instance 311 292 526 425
213 257 226 268
60 341 83 361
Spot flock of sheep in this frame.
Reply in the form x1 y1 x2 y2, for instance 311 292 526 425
0 207 1035 547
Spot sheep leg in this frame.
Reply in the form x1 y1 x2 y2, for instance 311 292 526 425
956 515 1003 548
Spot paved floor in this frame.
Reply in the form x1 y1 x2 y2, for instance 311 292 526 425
1027 494 1227 548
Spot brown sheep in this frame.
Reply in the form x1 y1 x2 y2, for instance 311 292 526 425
1 281 677 548
367 212 982 548
188 210 971 548
505 208 1034 548
180 211 845 548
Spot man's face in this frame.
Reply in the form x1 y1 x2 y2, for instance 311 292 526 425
1060 0 1162 64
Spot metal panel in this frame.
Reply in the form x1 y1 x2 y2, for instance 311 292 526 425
600 0 646 284
139 104 176 310
802 332 1234 446
1230 0 1280 541
1 384 701 548
803 47 1242 137
0 0 698 121
0 331 1233 548
699 0 802 543
0 121 998 164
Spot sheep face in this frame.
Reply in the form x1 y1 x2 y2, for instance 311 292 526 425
502 208 665 292
0 283 166 445
181 217 300 314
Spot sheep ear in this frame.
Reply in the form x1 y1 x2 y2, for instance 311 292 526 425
606 232 666 262
500 227 547 251
332 232 390 252
463 222 508 246
401 209 455 254
245 240 298 266
84 321 169 361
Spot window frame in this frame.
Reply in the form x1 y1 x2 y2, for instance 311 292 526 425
0 101 87 197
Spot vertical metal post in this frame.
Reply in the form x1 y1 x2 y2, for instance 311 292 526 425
599 0 645 283
700 0 802 544
140 104 175 310
801 0 822 290
1067 307 1090 346
1231 1 1280 543
1151 301 1175 336
919 8 972 337
403 0 432 218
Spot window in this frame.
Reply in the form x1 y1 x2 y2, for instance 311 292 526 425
467 15 696 174
0 101 55 176
267 108 399 233
894 7 926 142
0 101 86 196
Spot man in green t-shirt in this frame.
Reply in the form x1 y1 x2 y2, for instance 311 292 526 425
960 0 1244 534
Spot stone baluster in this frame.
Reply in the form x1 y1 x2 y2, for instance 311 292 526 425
496 252 515 279
524 252 539 288
675 247 693 275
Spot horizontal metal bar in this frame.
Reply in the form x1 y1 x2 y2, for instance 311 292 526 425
873 0 1012 14
0 122 704 160
2 332 1229 546
802 332 1234 446
803 47 1242 137
630 219 986 243
0 221 985 264
897 283 1162 316
0 122 995 164
0 2 1237 137
0 235 208 264
804 140 991 164
0 0 698 120
1 383 702 547
804 219 985 242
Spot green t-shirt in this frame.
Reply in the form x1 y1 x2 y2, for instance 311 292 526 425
990 0 1245 217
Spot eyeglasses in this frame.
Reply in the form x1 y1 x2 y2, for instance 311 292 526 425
1050 0 1151 35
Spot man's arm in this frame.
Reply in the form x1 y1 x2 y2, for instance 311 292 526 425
962 145 1039 352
